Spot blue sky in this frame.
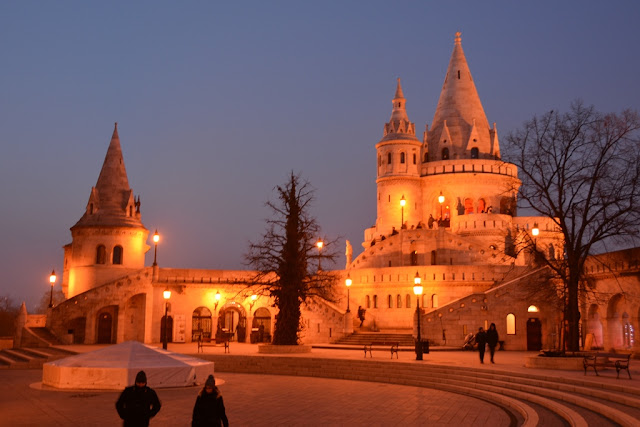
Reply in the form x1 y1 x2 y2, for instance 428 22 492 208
1 1 639 309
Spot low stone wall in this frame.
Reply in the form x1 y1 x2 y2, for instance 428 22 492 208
257 344 312 354
525 355 584 371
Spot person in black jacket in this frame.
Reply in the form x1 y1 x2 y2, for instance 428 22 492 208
475 327 487 364
192 374 229 427
116 371 161 427
486 322 500 364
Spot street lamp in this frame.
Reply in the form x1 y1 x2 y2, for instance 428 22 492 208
400 195 406 229
249 294 258 312
438 192 445 221
152 230 160 266
413 271 424 361
531 222 540 258
345 274 352 313
163 287 171 350
48 270 57 308
214 291 221 310
316 239 324 271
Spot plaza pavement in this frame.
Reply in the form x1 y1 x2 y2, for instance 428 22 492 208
1 342 638 426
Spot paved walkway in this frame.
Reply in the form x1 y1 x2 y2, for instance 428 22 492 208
1 342 638 426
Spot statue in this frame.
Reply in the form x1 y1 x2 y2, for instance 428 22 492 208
345 240 353 268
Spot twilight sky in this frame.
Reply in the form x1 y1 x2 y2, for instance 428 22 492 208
1 1 639 310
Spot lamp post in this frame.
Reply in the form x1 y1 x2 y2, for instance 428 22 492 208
413 271 424 361
152 230 160 266
316 239 324 271
249 294 257 312
214 291 221 311
163 287 171 350
48 270 57 308
531 223 539 249
400 195 406 229
345 274 352 312
438 192 445 221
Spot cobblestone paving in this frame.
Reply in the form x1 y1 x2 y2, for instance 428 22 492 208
1 370 513 426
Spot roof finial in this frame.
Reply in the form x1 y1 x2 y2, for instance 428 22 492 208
114 122 118 129
394 77 405 99
455 31 462 45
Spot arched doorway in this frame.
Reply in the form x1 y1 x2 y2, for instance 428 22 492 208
252 307 272 343
97 313 113 344
526 318 542 351
217 306 246 342
192 306 212 341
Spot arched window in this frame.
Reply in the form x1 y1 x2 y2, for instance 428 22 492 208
410 251 418 266
366 295 371 309
431 294 438 308
413 153 416 164
430 250 436 265
400 152 405 164
471 147 479 158
477 199 486 213
112 246 123 265
373 295 378 309
387 153 392 164
442 148 449 160
506 313 516 334
397 295 402 308
378 155 382 167
387 295 393 308
527 305 539 313
464 198 474 214
96 245 106 264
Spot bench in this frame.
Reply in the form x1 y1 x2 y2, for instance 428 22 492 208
197 336 230 353
364 342 399 359
583 352 632 379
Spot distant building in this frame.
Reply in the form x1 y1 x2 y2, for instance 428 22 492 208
18 33 637 352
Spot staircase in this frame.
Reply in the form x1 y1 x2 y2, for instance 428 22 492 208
332 331 415 347
0 346 76 369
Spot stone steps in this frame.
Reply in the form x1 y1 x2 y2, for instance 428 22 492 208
199 354 639 427
0 346 76 369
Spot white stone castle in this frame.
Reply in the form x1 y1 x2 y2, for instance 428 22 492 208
16 33 638 352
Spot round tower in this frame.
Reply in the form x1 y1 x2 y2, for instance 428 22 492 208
374 79 423 237
62 124 150 298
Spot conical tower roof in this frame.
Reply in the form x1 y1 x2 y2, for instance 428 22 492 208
72 123 143 229
429 32 494 157
381 78 418 142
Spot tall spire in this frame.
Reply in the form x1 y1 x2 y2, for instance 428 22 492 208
429 32 494 157
382 78 417 140
72 123 142 228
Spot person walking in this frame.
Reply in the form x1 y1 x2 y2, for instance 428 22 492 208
116 370 161 427
486 322 499 364
475 327 487 364
192 374 229 427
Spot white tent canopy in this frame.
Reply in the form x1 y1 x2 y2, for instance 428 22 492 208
43 341 215 390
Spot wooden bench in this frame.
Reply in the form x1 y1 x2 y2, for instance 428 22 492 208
364 342 399 359
583 352 632 379
197 336 230 353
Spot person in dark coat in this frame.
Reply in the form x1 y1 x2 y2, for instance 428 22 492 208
475 327 487 364
486 322 500 363
116 370 161 427
192 374 229 427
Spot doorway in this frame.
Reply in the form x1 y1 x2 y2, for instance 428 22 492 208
97 313 113 344
527 318 542 351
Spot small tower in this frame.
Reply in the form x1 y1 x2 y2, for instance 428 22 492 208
374 78 423 235
62 124 149 298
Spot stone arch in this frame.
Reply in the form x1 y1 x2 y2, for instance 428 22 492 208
217 302 247 342
192 306 213 341
606 294 626 349
586 304 604 349
96 305 118 344
252 307 272 343
477 198 486 213
123 293 146 342
464 198 474 214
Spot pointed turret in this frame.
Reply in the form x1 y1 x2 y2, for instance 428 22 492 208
428 32 498 160
382 78 417 141
72 123 142 228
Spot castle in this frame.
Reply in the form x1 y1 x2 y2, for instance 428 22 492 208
17 33 637 352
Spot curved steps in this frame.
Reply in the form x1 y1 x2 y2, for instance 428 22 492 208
203 354 639 426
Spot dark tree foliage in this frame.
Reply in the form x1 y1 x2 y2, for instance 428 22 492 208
246 173 338 345
505 101 640 351
0 295 20 336
34 288 66 314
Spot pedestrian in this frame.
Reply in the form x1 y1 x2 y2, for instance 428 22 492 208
487 323 499 363
116 370 161 427
475 327 487 364
192 374 229 427
357 306 366 327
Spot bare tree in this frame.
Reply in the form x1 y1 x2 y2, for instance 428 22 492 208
246 172 338 345
505 101 640 351
34 288 66 314
0 295 20 336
